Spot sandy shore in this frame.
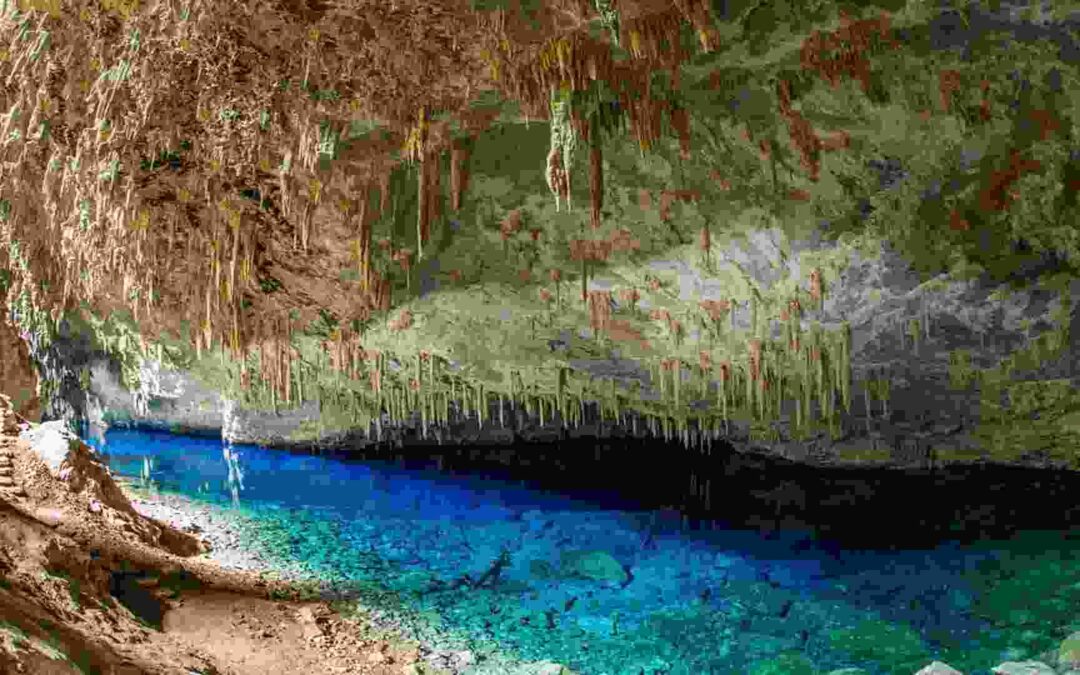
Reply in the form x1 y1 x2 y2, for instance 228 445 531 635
119 479 313 581
116 478 574 675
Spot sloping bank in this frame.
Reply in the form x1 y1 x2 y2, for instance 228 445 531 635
0 394 576 675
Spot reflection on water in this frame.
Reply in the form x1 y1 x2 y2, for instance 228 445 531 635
223 442 245 506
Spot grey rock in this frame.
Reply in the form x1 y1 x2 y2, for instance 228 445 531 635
914 662 964 675
991 662 1056 675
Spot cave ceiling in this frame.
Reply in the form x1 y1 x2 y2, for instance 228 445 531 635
0 0 1078 444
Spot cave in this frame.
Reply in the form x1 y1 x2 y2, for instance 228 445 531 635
2 0 1080 674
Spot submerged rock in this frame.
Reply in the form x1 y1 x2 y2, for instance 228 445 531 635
914 662 964 675
1061 631 1080 671
558 550 628 584
529 559 556 579
991 662 1056 674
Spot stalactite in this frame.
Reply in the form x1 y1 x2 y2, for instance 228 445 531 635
228 221 240 306
358 185 371 290
795 391 802 433
378 168 391 218
802 347 812 426
840 321 851 413
417 154 429 259
674 361 681 408
816 342 825 421
670 105 691 160
864 370 872 434
881 369 889 420
451 139 468 212
429 148 442 229
589 116 603 230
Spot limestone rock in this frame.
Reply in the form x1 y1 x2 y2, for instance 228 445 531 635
991 662 1056 675
17 420 83 475
914 662 964 675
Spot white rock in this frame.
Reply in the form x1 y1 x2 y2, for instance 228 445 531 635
18 421 84 474
914 662 964 675
449 650 475 668
991 662 1057 675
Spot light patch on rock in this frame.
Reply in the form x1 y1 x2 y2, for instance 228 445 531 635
914 662 964 675
18 420 86 474
991 662 1057 675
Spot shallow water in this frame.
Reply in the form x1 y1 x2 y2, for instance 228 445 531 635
89 428 1080 675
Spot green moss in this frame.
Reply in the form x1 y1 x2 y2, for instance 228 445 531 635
971 379 1080 467
836 446 893 463
933 447 987 463
948 350 976 391
288 419 322 442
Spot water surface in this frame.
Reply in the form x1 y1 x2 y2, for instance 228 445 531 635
91 428 1080 675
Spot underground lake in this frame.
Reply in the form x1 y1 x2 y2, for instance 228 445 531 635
83 426 1080 675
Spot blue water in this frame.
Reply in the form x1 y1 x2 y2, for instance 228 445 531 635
88 429 1080 675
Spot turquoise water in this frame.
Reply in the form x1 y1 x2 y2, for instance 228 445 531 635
89 429 1080 674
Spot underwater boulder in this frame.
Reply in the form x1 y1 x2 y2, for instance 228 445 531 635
990 662 1056 675
558 549 629 584
1060 631 1080 672
913 662 963 675
529 559 557 579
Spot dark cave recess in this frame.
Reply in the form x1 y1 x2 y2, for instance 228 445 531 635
252 428 1080 553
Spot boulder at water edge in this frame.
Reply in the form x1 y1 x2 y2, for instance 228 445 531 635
991 662 1057 674
914 663 964 675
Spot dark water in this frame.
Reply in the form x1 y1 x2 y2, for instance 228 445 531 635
88 428 1080 675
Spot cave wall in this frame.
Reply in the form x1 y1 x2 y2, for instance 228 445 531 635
23 325 325 448
0 315 40 422
16 229 1080 474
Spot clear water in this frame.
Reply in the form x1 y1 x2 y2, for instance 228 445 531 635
88 429 1080 675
